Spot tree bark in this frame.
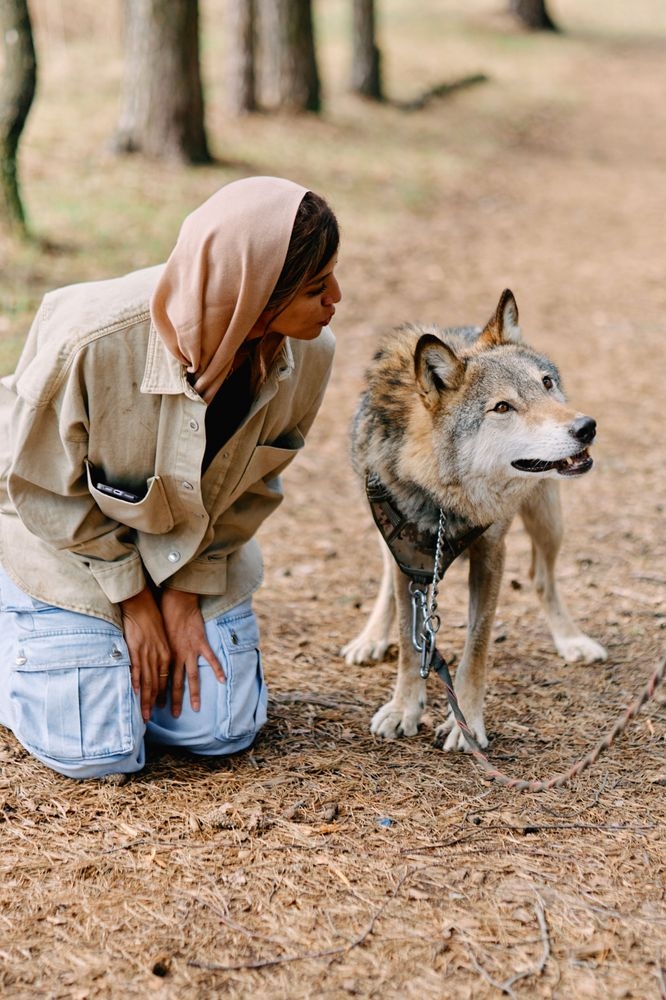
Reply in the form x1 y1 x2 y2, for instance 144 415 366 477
0 0 37 238
258 0 321 113
227 0 257 114
350 0 382 100
112 0 211 163
510 0 559 32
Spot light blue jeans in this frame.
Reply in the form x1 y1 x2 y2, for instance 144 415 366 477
0 568 268 780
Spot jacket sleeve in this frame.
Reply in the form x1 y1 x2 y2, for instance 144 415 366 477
6 359 147 605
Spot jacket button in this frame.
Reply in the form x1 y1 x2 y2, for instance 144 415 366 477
189 419 199 431
167 551 181 563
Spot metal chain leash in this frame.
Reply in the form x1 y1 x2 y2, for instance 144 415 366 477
410 509 446 679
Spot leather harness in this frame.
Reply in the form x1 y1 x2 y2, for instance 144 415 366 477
364 473 488 585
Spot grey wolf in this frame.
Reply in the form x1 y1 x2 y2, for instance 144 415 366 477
343 290 607 750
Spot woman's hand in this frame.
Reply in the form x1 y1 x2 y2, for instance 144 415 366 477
160 588 225 717
120 587 172 722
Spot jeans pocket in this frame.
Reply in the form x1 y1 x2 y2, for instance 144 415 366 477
11 629 137 762
215 610 268 742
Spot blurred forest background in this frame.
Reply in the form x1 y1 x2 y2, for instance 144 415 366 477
2 0 665 368
1 2 666 998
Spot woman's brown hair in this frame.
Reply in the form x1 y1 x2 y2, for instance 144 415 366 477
252 191 339 390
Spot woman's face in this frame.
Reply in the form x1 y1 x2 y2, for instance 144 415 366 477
265 255 342 341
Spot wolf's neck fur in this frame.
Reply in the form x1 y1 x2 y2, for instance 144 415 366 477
379 456 533 533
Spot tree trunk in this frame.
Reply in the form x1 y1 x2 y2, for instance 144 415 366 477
258 0 321 113
112 0 211 163
510 0 559 32
227 0 257 114
0 0 37 238
350 0 382 101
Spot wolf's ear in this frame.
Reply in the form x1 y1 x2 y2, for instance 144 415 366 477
478 289 521 347
414 334 465 406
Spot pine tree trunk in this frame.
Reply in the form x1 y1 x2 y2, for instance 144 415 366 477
510 0 559 32
112 0 212 163
258 0 321 113
227 0 257 114
351 0 382 100
0 0 36 238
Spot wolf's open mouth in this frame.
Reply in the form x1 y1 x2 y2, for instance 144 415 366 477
511 449 593 477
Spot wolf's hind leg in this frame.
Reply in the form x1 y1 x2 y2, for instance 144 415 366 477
371 563 426 738
342 540 396 665
520 481 607 663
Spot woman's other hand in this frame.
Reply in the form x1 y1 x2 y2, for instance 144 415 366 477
120 587 171 722
160 588 225 717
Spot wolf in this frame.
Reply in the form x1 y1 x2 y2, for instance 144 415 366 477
342 290 607 751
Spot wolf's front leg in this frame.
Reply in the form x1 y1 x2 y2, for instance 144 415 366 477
342 540 396 665
435 528 507 751
370 564 426 738
520 481 607 663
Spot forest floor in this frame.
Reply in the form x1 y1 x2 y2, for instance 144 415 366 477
0 2 665 998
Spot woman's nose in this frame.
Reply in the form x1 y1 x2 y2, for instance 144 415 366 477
324 276 342 305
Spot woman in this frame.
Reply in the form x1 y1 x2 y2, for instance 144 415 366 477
0 175 341 779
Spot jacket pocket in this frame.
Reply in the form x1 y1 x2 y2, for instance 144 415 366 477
227 431 305 505
86 460 175 534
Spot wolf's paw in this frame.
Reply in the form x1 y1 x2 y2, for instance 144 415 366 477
341 634 390 666
371 700 422 739
556 633 607 664
434 713 488 753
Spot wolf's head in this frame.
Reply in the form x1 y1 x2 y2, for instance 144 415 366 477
352 290 598 526
413 290 596 497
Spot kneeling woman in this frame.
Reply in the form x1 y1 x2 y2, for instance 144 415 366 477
0 176 341 779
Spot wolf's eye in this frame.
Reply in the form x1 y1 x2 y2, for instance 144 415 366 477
493 401 512 414
542 375 554 390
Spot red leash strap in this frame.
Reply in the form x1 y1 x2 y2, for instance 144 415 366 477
432 648 666 792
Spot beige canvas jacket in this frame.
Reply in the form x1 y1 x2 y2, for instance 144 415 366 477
0 265 335 626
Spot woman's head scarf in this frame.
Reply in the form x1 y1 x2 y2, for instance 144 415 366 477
150 175 308 402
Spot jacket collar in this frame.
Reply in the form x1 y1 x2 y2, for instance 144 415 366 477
141 323 295 399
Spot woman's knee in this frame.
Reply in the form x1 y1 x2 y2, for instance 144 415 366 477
22 739 146 781
0 576 145 778
148 601 268 755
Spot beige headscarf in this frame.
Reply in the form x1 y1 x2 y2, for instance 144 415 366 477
150 175 308 403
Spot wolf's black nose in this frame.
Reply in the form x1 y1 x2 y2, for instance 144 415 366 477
571 416 596 445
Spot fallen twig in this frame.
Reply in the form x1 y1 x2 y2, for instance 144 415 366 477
467 897 550 998
187 868 412 972
392 73 489 112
